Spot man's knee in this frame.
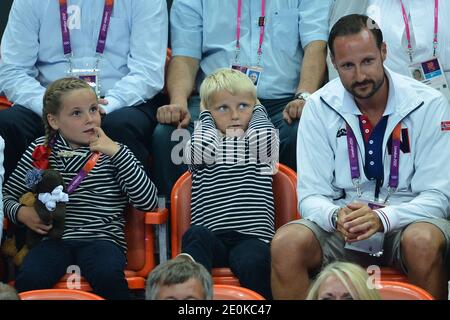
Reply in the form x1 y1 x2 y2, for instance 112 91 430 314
401 223 446 265
271 224 321 266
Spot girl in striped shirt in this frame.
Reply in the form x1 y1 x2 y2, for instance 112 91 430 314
3 78 158 299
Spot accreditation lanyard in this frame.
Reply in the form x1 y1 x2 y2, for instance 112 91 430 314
66 152 101 194
346 122 401 203
400 0 439 62
235 0 265 66
59 0 114 58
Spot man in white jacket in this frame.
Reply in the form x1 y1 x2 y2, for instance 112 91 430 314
271 14 450 300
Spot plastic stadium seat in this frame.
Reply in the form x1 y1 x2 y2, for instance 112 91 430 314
19 289 104 300
0 95 12 110
379 267 408 282
213 284 265 300
171 163 300 286
379 280 434 300
52 205 168 291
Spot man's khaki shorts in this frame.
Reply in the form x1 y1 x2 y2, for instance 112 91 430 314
287 218 450 274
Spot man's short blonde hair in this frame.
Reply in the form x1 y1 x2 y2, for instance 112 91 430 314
200 68 257 109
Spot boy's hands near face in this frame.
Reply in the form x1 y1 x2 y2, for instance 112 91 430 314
89 127 120 157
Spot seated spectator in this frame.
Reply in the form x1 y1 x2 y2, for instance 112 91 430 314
181 68 279 299
271 14 450 300
2 78 158 300
152 0 330 201
0 282 20 300
307 262 381 300
146 255 213 300
366 0 450 101
0 0 168 181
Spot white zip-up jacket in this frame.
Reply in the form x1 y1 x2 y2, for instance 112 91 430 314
297 68 450 233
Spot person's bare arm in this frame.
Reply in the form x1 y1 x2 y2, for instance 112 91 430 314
283 40 327 123
157 56 200 128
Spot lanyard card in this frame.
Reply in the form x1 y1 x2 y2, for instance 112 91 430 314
68 68 100 98
409 57 450 101
344 198 385 256
231 64 263 88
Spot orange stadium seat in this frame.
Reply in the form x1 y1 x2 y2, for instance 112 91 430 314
213 284 265 300
19 288 104 300
52 205 168 291
379 267 408 282
170 163 300 286
379 280 434 300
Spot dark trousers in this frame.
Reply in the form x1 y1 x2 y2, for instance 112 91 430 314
0 95 161 181
182 225 272 299
151 96 298 200
15 239 129 300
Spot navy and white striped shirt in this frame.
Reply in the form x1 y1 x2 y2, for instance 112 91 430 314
185 105 279 243
3 134 158 252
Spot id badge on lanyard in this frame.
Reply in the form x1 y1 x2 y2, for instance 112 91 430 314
230 0 265 88
59 0 114 97
401 0 450 100
68 64 101 97
231 64 263 87
408 58 450 101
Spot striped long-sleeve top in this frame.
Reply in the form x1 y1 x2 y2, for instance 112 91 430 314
185 105 279 243
3 134 158 252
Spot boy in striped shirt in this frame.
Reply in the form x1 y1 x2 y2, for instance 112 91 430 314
182 68 279 299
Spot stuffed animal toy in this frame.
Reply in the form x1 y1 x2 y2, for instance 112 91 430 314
1 169 68 266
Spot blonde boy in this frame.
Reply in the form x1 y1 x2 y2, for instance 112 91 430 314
182 68 279 299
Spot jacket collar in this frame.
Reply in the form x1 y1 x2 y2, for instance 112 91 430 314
318 67 425 159
320 66 424 119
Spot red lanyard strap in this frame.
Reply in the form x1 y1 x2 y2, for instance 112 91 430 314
235 0 265 65
400 0 439 62
59 0 114 56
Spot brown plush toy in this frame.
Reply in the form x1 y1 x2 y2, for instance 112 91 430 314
1 169 67 266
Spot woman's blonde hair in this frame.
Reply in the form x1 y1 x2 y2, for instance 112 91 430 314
306 262 381 300
199 68 257 109
42 77 93 146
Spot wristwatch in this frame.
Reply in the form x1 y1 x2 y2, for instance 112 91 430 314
331 208 339 230
294 91 311 102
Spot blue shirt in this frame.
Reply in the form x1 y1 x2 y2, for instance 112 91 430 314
0 0 168 115
359 115 388 183
170 0 330 100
